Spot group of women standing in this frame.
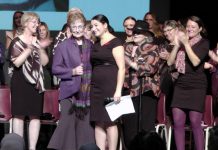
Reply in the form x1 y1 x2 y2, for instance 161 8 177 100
6 8 211 150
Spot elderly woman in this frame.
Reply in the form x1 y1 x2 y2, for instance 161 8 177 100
48 12 94 150
122 20 161 149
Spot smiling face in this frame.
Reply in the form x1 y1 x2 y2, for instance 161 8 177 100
133 33 146 45
21 12 40 34
14 12 23 28
91 19 107 38
84 23 92 40
123 18 135 37
38 25 48 39
186 19 202 39
70 19 85 39
163 26 177 43
26 18 39 34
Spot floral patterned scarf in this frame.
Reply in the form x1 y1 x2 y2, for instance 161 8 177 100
175 34 202 74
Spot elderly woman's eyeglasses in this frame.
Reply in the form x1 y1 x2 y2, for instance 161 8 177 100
71 25 84 31
163 28 175 33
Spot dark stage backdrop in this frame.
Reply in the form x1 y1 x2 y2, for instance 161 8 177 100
169 0 218 49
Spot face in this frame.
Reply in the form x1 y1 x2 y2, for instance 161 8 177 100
84 24 93 40
186 20 202 39
91 20 106 37
14 12 23 27
163 26 177 43
70 19 85 39
123 19 135 36
38 25 47 39
133 33 146 45
26 18 40 33
65 26 72 38
145 14 154 29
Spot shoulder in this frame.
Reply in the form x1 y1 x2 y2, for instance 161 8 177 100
6 31 13 39
200 38 209 46
57 38 71 48
194 38 209 50
10 37 20 46
83 38 93 47
112 37 123 45
111 37 123 49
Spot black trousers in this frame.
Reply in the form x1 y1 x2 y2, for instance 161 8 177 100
122 91 158 149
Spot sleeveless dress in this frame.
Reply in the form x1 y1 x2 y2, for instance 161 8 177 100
10 37 43 116
90 38 122 122
171 39 209 112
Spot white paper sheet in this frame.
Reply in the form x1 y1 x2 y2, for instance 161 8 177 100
105 95 135 121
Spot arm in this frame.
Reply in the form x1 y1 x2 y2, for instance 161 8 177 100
112 45 125 101
179 31 200 66
38 49 49 66
167 32 182 66
6 36 12 50
32 38 49 66
5 31 13 50
52 45 72 79
209 50 218 63
183 42 200 66
137 51 159 77
52 44 83 80
167 45 180 66
11 44 32 68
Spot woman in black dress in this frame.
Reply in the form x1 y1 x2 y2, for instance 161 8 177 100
9 12 48 150
90 14 125 150
167 16 209 150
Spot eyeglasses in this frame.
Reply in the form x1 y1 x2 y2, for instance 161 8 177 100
29 20 40 25
163 28 174 33
71 25 84 31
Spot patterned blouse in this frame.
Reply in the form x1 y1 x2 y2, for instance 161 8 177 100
9 37 45 93
124 42 161 97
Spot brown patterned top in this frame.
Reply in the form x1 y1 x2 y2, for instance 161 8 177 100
124 42 161 97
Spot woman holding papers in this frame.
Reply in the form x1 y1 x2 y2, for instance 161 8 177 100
122 20 161 149
90 14 125 150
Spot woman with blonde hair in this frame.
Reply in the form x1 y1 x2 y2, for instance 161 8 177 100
9 12 48 150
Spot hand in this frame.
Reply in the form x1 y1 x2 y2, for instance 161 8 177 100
159 51 170 60
173 33 180 47
209 50 215 58
72 64 83 75
113 91 121 103
177 31 189 45
38 38 52 49
204 62 213 69
209 50 218 63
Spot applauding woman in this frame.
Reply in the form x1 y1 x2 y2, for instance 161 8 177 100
9 12 48 150
167 16 209 150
